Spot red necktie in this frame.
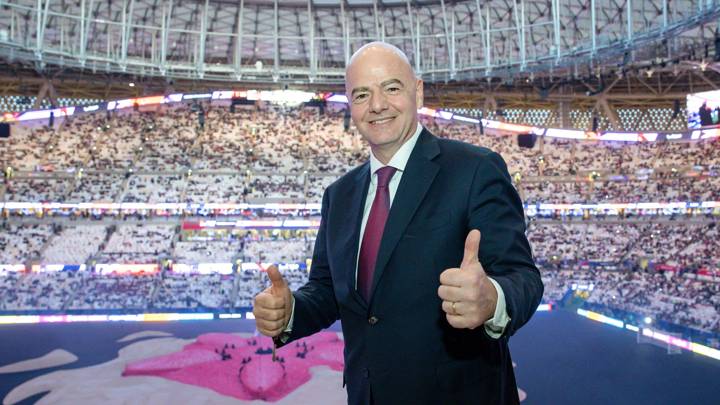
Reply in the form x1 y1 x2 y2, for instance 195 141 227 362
358 166 397 302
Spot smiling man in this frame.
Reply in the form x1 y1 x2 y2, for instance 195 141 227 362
253 42 543 405
345 45 421 165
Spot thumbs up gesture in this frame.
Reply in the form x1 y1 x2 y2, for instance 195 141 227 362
253 264 294 337
438 230 498 329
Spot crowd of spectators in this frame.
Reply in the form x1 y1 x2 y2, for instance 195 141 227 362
1 260 716 347
66 173 125 203
4 177 71 202
541 268 720 343
121 175 186 203
0 224 53 263
585 271 719 334
0 101 717 348
528 221 718 269
1 221 716 273
173 239 244 264
41 225 107 264
305 175 338 201
245 174 305 201
66 273 155 310
153 272 235 310
235 268 263 308
184 174 248 203
521 176 720 204
243 239 313 263
0 267 271 313
3 103 718 206
95 224 175 263
0 271 81 311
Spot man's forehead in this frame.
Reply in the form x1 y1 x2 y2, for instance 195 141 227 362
347 73 407 87
347 42 412 71
346 46 413 82
346 64 412 92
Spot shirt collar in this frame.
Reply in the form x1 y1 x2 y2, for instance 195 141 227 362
369 123 423 178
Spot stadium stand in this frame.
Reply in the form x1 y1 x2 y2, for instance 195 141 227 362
1 101 718 351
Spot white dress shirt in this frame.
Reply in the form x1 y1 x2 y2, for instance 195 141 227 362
286 123 510 339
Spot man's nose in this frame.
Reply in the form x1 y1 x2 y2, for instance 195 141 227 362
369 92 389 114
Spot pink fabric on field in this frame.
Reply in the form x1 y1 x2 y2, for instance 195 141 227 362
122 332 344 402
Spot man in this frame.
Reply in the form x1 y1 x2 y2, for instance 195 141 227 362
699 102 712 126
254 42 543 404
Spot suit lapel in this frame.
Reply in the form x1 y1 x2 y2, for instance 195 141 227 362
369 129 440 302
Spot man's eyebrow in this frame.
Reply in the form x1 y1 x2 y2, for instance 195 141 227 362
351 87 370 97
350 79 404 97
380 79 404 88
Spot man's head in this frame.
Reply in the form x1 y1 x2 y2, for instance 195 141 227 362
345 42 423 163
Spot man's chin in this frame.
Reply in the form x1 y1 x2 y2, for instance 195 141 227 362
360 129 400 144
364 137 399 150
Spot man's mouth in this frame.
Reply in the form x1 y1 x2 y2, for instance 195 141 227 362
369 117 395 125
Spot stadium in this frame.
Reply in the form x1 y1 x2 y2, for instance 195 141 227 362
0 0 719 403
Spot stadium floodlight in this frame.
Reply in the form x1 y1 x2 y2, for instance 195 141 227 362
644 316 653 325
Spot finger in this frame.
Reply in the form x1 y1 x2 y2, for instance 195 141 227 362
256 318 287 334
263 328 283 337
255 321 272 336
461 229 481 268
253 305 286 322
439 284 480 303
439 267 463 287
441 300 463 315
446 314 467 329
255 292 286 310
257 324 283 337
266 264 287 294
438 285 462 302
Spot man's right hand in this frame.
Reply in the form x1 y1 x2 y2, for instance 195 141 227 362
253 264 293 337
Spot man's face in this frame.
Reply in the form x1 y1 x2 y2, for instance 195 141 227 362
345 48 423 153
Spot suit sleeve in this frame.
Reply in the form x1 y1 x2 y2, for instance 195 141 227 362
279 187 340 346
467 151 543 338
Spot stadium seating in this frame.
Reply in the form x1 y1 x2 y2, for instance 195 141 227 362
0 101 718 349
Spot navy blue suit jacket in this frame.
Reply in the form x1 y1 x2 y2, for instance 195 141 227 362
281 128 543 404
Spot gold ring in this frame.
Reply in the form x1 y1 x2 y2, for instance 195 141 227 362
451 301 457 315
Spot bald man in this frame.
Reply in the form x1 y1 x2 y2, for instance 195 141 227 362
253 42 543 404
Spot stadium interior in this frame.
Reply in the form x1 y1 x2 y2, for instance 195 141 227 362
1 0 719 403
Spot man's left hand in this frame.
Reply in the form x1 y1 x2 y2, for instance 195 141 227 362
438 229 498 329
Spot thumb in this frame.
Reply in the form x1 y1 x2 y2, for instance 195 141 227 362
461 229 481 268
266 264 287 294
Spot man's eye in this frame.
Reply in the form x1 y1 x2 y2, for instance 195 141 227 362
354 94 368 102
386 87 400 93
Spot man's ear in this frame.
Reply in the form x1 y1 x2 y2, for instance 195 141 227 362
415 78 424 108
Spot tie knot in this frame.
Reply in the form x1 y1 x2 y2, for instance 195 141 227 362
375 166 397 188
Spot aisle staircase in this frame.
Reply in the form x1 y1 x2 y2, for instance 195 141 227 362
35 224 62 262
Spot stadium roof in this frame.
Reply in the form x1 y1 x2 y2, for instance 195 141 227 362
0 0 718 85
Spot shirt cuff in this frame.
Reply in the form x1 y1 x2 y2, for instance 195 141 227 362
273 296 295 346
483 277 510 339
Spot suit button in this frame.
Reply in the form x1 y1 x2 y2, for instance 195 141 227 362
363 368 370 378
368 316 379 325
